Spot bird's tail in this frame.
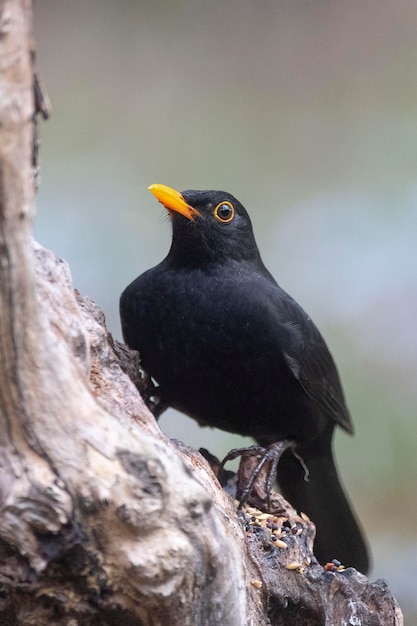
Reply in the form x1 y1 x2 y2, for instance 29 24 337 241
275 426 370 573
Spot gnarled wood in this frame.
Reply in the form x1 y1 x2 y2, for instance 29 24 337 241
0 1 404 625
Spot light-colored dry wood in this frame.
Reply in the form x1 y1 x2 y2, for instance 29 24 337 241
0 1 404 624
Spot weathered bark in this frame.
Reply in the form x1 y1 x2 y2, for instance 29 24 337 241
0 1 404 625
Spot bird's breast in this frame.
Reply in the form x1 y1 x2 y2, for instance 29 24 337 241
126 264 318 441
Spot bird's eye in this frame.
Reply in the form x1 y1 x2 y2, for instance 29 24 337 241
214 201 235 223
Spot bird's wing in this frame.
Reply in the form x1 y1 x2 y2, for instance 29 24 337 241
272 288 354 434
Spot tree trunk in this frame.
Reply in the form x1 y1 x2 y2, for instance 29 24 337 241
0 2 404 624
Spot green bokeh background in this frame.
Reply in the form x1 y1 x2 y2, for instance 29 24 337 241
34 1 417 620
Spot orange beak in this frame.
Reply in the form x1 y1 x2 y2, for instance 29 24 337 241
148 184 200 221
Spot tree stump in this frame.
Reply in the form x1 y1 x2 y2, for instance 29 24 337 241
0 1 404 624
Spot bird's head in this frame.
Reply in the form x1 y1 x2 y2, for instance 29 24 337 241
148 183 261 268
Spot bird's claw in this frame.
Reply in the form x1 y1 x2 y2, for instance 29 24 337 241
220 440 295 510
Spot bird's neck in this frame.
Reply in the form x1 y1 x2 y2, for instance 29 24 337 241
165 244 267 276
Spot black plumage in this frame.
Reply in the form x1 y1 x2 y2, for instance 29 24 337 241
120 184 369 573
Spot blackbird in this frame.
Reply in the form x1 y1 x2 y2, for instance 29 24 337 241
120 183 369 573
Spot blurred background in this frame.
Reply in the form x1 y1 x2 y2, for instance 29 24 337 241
34 1 416 619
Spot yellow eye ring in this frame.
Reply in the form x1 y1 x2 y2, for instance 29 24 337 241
214 201 235 223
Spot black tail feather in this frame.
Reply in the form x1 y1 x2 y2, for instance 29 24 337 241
276 429 370 574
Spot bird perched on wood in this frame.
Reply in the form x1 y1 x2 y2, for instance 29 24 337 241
120 183 369 573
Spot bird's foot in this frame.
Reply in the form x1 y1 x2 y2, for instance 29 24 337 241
138 372 168 418
220 440 295 511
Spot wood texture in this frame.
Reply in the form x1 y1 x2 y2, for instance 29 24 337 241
0 1 404 624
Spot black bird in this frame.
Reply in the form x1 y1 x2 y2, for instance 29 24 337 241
120 183 369 573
